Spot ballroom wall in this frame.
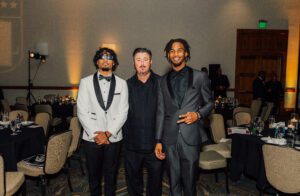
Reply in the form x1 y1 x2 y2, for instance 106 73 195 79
0 0 299 103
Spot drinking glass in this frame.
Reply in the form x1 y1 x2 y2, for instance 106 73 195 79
257 121 264 136
10 121 17 136
290 113 299 130
16 122 22 133
268 115 275 128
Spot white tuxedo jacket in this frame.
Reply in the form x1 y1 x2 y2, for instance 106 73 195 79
77 73 129 143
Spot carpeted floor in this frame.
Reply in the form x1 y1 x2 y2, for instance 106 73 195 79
24 152 262 196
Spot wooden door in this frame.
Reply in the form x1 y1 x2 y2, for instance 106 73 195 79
235 29 288 106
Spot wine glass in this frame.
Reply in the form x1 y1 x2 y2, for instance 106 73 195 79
10 121 18 136
257 121 264 136
268 115 275 128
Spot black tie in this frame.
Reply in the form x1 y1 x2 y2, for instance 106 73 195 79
99 75 112 82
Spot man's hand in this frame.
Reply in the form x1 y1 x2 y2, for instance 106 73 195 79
155 143 166 160
94 131 110 145
177 112 200 124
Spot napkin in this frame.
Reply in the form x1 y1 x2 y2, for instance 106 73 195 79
263 137 287 145
227 127 250 135
28 125 41 128
270 122 285 129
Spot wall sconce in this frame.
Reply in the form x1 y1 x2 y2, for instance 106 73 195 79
101 43 117 51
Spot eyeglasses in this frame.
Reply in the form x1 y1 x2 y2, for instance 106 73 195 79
100 54 114 60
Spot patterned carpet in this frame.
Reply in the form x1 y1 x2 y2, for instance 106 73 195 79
24 152 261 196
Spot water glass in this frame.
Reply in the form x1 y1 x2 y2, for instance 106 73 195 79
268 115 275 128
286 129 295 147
257 121 264 136
10 121 17 136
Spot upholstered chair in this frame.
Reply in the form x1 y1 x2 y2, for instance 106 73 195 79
234 111 251 126
35 112 51 137
8 110 29 121
17 131 73 196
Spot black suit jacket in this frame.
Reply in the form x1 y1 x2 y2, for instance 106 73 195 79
156 67 214 146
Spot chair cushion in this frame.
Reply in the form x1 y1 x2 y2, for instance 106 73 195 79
202 143 231 158
51 117 62 127
199 151 227 170
5 171 25 195
17 160 44 177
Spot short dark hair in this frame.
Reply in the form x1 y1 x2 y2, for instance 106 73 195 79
164 38 191 62
132 48 152 59
93 47 119 71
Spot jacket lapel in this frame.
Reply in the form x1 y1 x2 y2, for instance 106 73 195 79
166 72 179 107
93 72 106 110
105 74 116 111
93 72 116 111
181 68 194 106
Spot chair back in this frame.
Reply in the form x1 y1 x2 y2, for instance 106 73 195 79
261 102 274 121
250 99 262 119
73 104 77 117
68 117 82 157
15 97 27 105
263 145 300 194
35 104 53 118
35 113 51 136
43 94 56 102
44 131 72 174
234 112 251 126
9 110 29 121
209 114 225 143
0 99 11 113
0 154 5 196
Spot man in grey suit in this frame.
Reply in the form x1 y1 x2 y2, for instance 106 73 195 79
155 38 214 196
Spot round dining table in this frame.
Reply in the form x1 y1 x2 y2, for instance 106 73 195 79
0 125 46 171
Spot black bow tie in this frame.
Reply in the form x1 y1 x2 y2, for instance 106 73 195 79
99 75 112 82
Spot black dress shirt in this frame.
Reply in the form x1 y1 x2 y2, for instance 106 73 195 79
169 66 189 107
123 71 160 153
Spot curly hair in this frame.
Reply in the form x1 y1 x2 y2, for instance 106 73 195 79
93 47 119 71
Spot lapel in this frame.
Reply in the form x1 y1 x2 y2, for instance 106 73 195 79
166 67 194 108
93 72 116 111
181 67 194 106
166 71 179 107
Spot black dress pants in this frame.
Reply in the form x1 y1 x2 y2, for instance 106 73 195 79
124 149 163 196
165 134 200 196
83 140 121 196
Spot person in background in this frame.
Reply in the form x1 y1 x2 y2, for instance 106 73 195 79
77 47 129 196
123 48 163 196
266 72 283 115
155 38 214 196
253 70 267 100
211 67 230 99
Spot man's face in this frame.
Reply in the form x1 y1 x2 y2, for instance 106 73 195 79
97 52 114 72
168 42 188 67
134 52 152 75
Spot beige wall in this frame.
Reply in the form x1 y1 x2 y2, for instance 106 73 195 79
0 0 299 103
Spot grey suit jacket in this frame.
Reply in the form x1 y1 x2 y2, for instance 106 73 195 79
156 67 214 146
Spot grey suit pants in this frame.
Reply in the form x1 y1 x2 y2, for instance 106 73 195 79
165 134 200 196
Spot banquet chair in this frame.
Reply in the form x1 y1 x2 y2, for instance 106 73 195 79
67 117 85 175
198 150 229 194
17 130 73 196
66 104 77 124
8 110 29 121
43 94 56 102
260 102 274 121
202 114 231 158
0 99 11 113
262 144 300 194
35 112 51 137
0 154 26 196
227 106 251 127
15 97 27 105
34 104 62 132
234 111 251 126
250 99 262 119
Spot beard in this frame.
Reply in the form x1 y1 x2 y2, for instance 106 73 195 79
169 58 185 67
101 67 111 72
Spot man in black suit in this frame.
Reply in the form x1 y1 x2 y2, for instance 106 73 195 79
253 70 267 100
123 48 163 196
155 38 214 196
211 67 230 99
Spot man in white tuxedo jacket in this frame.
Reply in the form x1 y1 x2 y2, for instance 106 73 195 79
77 47 128 196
